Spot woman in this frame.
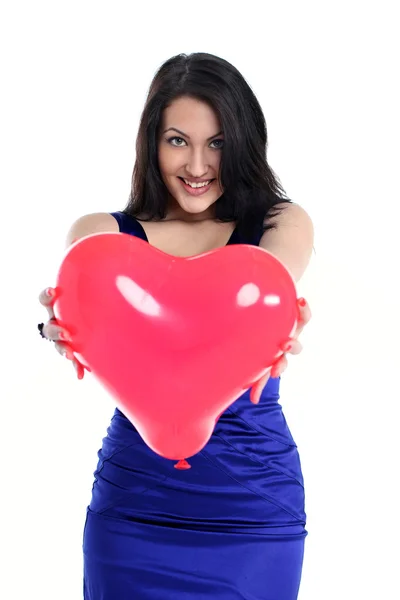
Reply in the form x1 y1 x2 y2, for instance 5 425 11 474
39 53 314 599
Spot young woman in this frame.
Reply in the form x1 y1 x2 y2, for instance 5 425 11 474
39 52 314 599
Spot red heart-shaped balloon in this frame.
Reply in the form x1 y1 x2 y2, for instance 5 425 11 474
54 233 298 462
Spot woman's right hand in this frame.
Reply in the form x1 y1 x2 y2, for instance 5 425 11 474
38 287 89 380
38 212 119 379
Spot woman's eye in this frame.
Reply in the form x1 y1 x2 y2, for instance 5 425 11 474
167 137 224 149
168 137 186 146
211 139 224 149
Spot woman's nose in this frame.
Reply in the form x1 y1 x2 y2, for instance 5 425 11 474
186 149 208 177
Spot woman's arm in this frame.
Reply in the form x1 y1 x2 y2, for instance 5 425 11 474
38 212 120 379
250 202 314 403
260 202 314 283
64 212 119 248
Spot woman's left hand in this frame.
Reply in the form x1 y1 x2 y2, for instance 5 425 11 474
250 297 312 404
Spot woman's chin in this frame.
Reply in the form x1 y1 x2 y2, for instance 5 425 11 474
166 186 223 219
176 193 220 215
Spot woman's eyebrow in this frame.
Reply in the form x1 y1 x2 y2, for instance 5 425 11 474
163 127 223 141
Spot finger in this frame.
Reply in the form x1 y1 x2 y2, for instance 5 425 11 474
286 339 303 356
294 311 310 338
54 342 87 379
250 370 271 405
271 354 288 378
39 287 57 320
74 356 91 378
72 360 85 380
297 297 312 327
54 341 75 361
280 338 302 355
38 287 56 307
42 322 72 342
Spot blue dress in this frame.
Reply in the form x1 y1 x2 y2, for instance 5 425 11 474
83 212 308 599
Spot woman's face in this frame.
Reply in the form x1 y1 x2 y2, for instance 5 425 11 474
158 96 224 218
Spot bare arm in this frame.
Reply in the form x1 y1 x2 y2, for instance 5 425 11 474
249 202 314 403
64 212 119 248
259 202 314 283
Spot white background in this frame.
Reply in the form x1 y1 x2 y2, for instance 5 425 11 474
1 1 399 598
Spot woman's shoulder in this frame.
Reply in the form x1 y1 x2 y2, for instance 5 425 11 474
65 212 119 247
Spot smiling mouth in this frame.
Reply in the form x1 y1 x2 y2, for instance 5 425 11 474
178 177 215 186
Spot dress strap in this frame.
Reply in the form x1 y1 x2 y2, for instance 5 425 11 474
229 222 265 247
110 211 148 241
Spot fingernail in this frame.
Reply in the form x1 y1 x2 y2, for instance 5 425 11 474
250 393 260 405
59 331 72 342
298 297 306 307
281 340 293 352
46 287 55 298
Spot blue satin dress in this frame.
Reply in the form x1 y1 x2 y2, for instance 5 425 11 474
83 211 308 599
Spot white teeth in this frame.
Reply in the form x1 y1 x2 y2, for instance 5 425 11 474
183 179 211 188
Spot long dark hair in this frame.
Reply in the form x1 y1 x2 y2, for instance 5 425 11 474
123 52 292 238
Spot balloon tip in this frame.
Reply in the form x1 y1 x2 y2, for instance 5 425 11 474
174 459 191 470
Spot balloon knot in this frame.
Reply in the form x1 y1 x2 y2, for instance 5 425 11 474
174 459 191 470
